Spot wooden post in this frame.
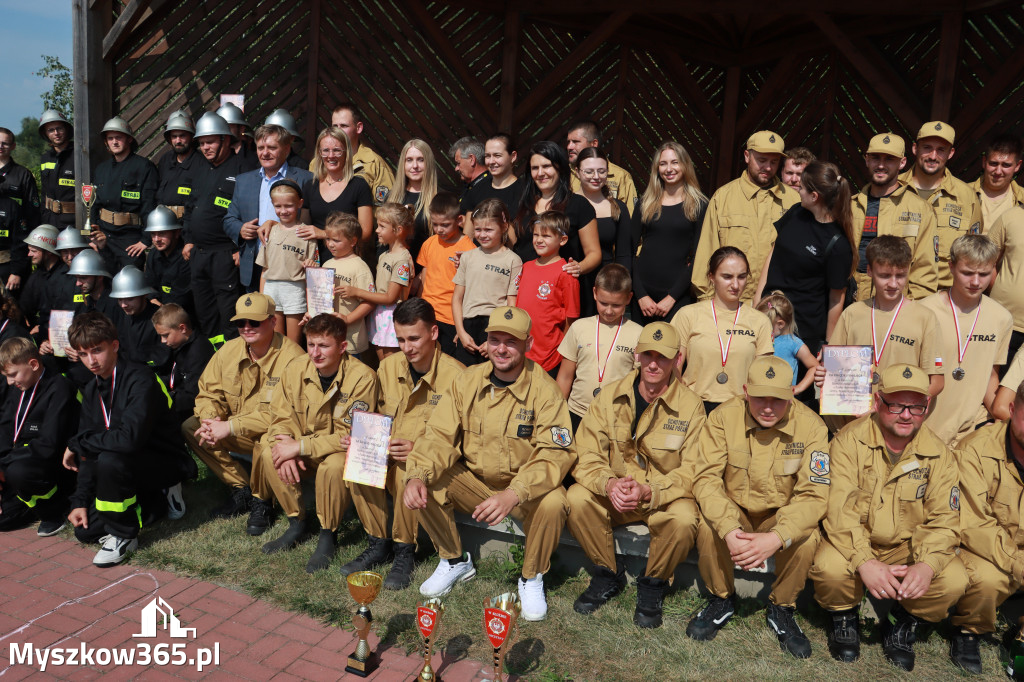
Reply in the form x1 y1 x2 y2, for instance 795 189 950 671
73 0 113 230
819 52 838 161
715 66 741 190
611 45 629 164
306 0 322 142
931 13 962 123
499 8 521 133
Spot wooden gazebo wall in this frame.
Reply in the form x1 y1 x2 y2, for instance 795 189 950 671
76 0 1024 195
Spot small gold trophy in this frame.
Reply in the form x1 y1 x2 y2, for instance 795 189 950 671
345 571 383 677
416 598 445 681
483 593 521 681
80 183 95 235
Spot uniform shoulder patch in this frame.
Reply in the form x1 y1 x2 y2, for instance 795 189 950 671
375 186 389 203
950 485 960 511
396 262 411 283
343 400 370 425
550 426 572 447
809 451 830 476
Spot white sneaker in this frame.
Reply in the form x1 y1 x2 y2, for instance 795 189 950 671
518 574 547 621
165 483 186 520
97 534 113 545
419 554 476 597
93 535 138 567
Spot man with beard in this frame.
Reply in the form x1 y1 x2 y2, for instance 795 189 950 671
156 111 198 221
692 131 798 301
331 103 394 205
849 133 937 301
38 111 76 229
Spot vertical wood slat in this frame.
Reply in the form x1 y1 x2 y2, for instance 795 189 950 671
306 0 322 142
499 8 521 133
715 66 742 189
931 13 962 122
74 0 113 230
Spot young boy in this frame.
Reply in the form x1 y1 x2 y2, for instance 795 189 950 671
518 211 580 376
921 234 1012 445
815 235 943 429
319 212 374 359
0 337 79 536
109 264 173 376
417 192 475 356
152 303 215 424
63 312 197 566
557 264 642 431
143 205 194 318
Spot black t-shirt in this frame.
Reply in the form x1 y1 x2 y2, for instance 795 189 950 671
409 364 426 386
633 201 707 309
512 193 597 263
764 204 853 355
304 176 373 229
632 376 650 438
462 179 525 217
596 199 636 268
858 194 883 274
490 372 515 389
318 371 337 394
399 190 433 263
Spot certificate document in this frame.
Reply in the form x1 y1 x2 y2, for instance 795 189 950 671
343 411 393 489
49 310 75 358
820 345 873 416
306 267 336 317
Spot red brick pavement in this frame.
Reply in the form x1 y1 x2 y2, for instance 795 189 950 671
0 527 492 681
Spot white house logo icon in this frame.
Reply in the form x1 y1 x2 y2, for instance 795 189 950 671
133 597 197 639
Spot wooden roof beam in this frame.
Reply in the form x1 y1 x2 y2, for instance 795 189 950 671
657 50 722 137
498 8 521 132
509 0 1009 14
931 12 962 122
952 42 1024 137
736 55 799 134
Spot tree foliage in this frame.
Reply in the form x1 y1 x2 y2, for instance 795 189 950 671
34 55 73 122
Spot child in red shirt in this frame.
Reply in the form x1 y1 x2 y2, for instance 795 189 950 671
518 211 580 375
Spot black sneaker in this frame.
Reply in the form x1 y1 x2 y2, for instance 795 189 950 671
828 608 861 662
765 603 811 659
37 519 67 537
212 485 254 519
573 566 626 615
245 497 274 536
383 542 416 590
686 595 735 641
634 576 668 629
950 630 983 674
340 535 394 576
882 604 919 672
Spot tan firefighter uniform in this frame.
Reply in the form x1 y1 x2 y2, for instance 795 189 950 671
185 331 305 488
352 143 395 206
570 160 638 215
404 307 575 579
810 365 968 621
372 346 465 544
970 177 1024 234
251 352 378 528
692 357 830 607
569 336 706 582
952 421 1024 634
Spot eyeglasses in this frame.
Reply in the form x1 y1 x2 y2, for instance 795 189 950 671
320 150 345 157
234 318 264 329
580 169 608 178
878 396 928 416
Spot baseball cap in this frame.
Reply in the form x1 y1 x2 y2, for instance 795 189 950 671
916 121 955 146
746 131 786 156
878 364 929 396
485 306 531 340
230 292 277 322
866 133 906 157
745 356 794 401
635 322 680 358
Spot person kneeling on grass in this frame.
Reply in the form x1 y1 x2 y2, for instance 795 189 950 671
0 337 79 536
567 322 705 628
250 313 379 572
687 356 829 658
63 312 197 567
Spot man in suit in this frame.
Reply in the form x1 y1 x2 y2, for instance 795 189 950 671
224 124 313 293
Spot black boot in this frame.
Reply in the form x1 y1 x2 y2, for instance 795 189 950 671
262 517 308 554
950 630 983 674
573 566 626 615
766 603 811 659
634 576 669 629
828 608 861 662
212 485 254 519
245 497 274 536
339 535 394 576
882 604 919 671
686 594 736 641
383 542 416 590
305 529 337 573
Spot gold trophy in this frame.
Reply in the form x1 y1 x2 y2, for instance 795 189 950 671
80 183 95 235
483 593 521 682
416 598 445 681
345 571 383 677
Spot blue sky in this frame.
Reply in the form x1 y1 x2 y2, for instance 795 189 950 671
0 0 73 130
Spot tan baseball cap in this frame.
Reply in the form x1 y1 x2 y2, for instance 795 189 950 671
746 130 786 156
866 133 906 157
485 306 531 340
916 121 955 145
878 364 929 396
230 292 277 322
635 322 680 358
745 356 793 401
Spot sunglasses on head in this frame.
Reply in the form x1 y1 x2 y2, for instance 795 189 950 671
234 318 264 329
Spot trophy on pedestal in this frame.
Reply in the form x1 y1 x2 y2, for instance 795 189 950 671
416 597 445 681
344 571 383 677
483 592 521 682
80 183 95 235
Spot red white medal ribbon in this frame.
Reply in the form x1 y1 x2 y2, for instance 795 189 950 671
12 368 43 443
711 301 741 369
948 292 981 366
871 296 904 367
0 320 9 338
97 367 116 431
595 319 622 385
170 362 176 391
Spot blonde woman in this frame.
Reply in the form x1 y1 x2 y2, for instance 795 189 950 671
390 139 438 260
633 141 708 325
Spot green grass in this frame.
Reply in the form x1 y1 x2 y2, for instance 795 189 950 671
121 461 1015 681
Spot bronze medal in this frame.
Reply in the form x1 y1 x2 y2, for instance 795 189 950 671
952 367 965 381
593 387 601 397
716 372 729 384
872 372 880 385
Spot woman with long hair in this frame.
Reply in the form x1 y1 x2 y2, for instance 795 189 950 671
755 160 854 356
633 141 708 325
462 133 524 235
389 139 438 261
